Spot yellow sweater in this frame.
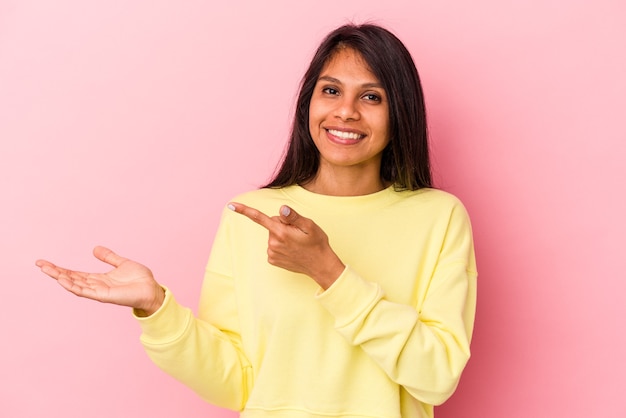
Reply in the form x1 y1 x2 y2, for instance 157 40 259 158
136 185 477 418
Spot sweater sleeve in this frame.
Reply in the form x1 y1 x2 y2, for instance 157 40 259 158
316 202 477 406
134 212 252 411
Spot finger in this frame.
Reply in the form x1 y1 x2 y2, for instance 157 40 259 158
36 260 85 281
35 259 55 270
38 262 63 280
36 259 106 301
278 205 309 233
228 202 276 231
93 246 127 268
56 273 100 300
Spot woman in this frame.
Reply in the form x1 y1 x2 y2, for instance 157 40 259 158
37 23 477 418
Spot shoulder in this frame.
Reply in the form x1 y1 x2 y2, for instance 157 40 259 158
228 187 283 203
229 187 292 206
389 188 473 226
393 187 466 210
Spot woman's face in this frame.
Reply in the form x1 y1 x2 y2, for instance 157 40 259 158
308 48 390 179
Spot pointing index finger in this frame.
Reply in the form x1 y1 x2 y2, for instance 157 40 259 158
228 202 275 231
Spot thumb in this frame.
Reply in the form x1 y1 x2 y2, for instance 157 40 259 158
93 246 127 268
279 205 305 227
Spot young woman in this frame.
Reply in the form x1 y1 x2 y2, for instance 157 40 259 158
37 24 477 418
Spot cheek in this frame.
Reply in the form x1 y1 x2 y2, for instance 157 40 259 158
307 116 316 139
380 112 391 139
308 104 323 136
375 114 391 140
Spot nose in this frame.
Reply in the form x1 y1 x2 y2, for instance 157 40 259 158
335 96 360 121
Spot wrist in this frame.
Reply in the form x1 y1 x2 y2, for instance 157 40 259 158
135 285 165 317
313 255 345 290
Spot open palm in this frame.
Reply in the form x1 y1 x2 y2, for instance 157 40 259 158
36 246 164 315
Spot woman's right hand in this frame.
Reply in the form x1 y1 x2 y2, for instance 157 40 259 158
36 246 165 317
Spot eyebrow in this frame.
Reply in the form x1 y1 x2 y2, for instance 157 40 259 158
317 75 384 89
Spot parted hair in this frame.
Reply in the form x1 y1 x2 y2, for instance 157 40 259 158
264 23 431 190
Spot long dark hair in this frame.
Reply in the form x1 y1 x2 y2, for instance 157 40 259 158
264 23 431 190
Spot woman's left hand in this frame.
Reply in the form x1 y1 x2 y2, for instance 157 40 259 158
228 202 345 290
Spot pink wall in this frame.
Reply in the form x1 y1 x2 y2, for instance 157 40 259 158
1 1 625 417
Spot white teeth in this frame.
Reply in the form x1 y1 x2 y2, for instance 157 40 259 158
328 129 362 140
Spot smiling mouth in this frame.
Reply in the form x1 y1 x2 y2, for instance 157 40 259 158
326 129 365 140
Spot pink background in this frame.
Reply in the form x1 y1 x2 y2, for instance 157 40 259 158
1 1 625 417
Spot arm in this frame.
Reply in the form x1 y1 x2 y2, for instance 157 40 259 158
135 212 253 410
135 284 252 410
316 204 477 405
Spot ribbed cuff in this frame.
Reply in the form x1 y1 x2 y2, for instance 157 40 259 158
133 286 193 345
315 266 384 329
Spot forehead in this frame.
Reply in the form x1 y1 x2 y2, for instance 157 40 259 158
319 47 379 82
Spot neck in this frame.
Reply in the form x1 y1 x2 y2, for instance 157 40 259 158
302 167 388 196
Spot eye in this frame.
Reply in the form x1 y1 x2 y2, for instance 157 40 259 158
322 87 340 95
363 93 382 102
